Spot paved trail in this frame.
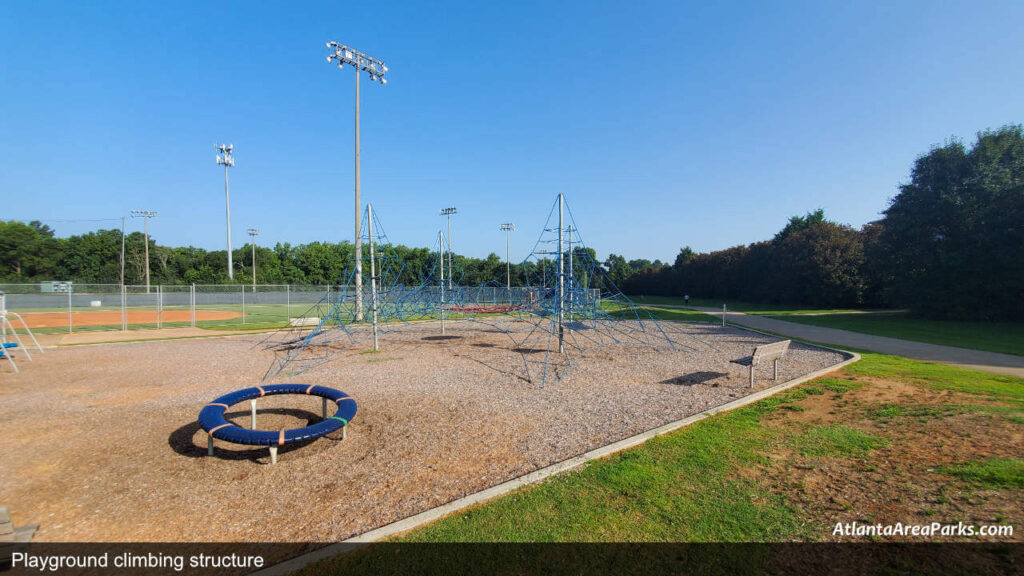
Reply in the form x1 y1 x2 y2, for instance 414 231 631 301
678 305 1024 378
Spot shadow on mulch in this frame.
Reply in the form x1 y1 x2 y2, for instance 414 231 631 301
471 343 497 348
421 335 463 341
451 350 531 383
168 407 335 463
512 347 545 354
661 371 728 386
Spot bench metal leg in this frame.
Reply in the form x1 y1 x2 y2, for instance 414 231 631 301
207 435 214 456
774 358 779 381
342 425 347 441
749 365 754 388
250 400 257 429
269 446 278 465
322 397 327 419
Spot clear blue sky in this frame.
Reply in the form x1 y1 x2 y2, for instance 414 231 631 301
2 1 1021 263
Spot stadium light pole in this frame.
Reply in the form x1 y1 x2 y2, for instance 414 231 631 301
247 228 260 291
216 144 235 280
500 223 515 296
130 210 157 293
440 207 457 289
326 41 388 321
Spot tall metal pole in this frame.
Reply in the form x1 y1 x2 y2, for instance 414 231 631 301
225 163 232 279
247 228 259 291
501 223 515 302
567 225 574 316
368 204 378 351
143 216 151 293
216 144 235 280
440 207 457 290
439 230 445 335
120 216 126 287
131 210 157 293
326 41 388 321
557 194 564 353
354 67 363 321
447 213 452 289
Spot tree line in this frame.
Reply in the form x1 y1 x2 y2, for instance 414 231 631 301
0 220 607 290
3 125 1021 320
622 125 1024 321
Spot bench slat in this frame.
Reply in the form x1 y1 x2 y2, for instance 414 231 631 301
752 340 790 364
732 340 791 367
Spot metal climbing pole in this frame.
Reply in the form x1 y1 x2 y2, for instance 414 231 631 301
439 230 446 335
368 204 379 351
567 225 573 318
557 193 564 353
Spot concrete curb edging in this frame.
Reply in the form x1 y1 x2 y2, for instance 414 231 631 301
251 338 860 576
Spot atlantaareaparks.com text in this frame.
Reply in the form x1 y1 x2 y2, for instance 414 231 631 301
833 521 1014 538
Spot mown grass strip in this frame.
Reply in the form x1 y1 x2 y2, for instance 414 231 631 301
845 353 1024 400
939 458 1024 489
763 312 1024 357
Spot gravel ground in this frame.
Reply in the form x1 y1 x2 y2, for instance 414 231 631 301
0 320 847 542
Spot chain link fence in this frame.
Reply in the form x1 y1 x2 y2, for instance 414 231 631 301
0 282 603 334
0 283 340 334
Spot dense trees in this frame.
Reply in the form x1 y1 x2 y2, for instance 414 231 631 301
872 126 1024 320
621 212 868 308
0 221 58 279
0 225 555 288
623 125 1024 319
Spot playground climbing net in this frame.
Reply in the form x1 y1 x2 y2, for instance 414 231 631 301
260 195 717 386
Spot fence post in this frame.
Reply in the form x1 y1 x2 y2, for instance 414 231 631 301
191 284 196 328
121 284 127 331
722 304 727 327
68 283 73 334
286 284 290 323
241 285 246 325
157 285 163 329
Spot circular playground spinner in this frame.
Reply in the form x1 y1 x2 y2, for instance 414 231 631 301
199 383 356 464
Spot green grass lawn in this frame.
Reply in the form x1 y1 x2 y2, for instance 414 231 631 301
765 312 1024 356
294 353 1023 572
629 295 866 315
603 300 718 323
627 295 1023 356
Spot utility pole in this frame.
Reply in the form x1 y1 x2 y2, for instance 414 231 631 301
120 216 126 286
216 144 235 279
500 223 515 301
130 210 157 293
247 228 260 291
440 207 457 289
326 41 388 321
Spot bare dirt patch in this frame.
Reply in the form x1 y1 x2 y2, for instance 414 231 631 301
755 375 1024 541
19 309 242 328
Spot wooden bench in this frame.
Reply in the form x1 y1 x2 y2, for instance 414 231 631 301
731 340 791 388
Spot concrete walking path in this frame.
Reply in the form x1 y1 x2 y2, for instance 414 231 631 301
683 306 1024 377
